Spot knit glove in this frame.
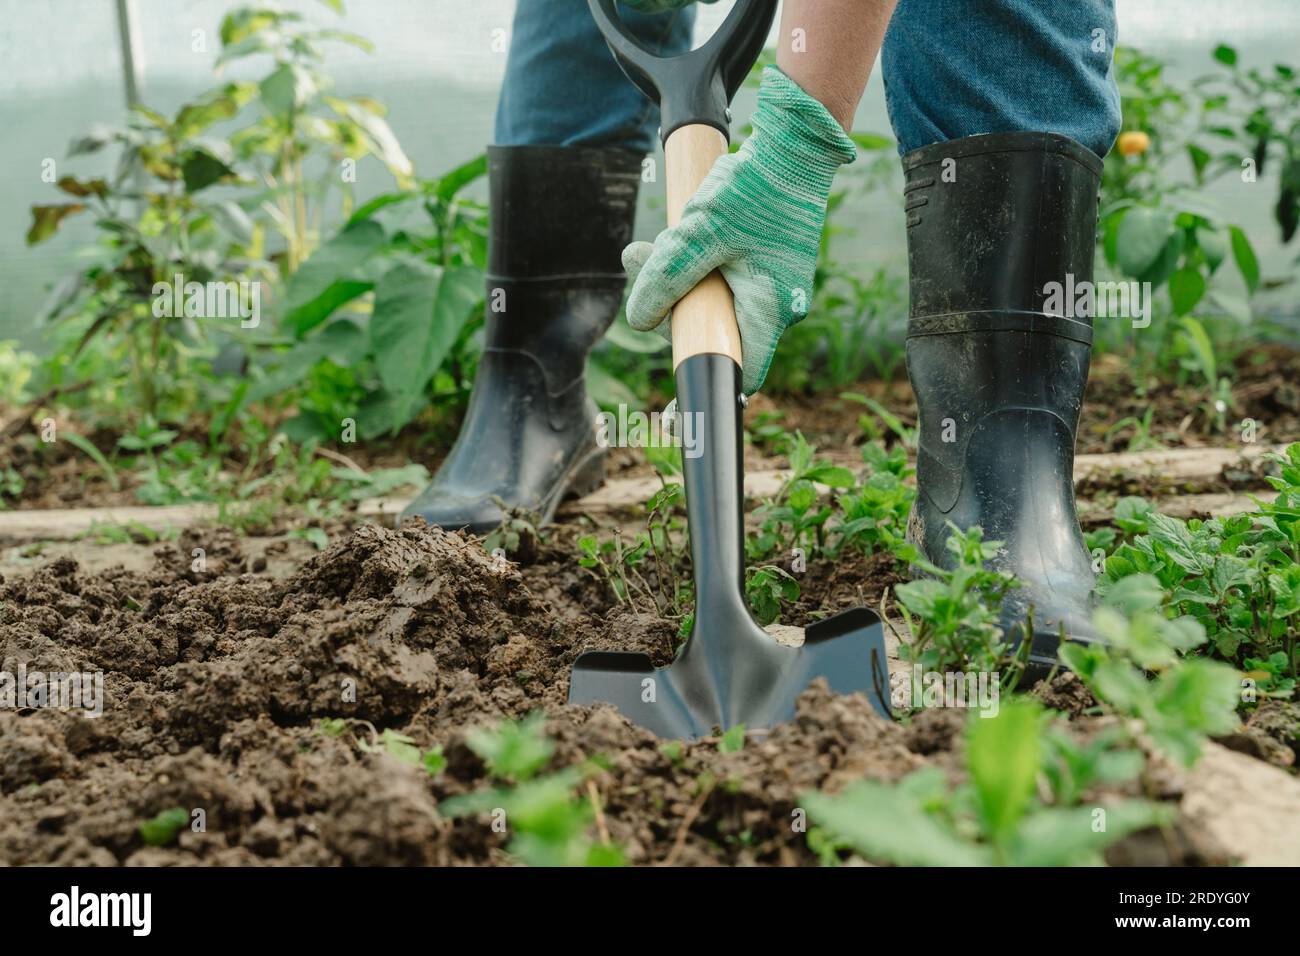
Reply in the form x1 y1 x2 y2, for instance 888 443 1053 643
623 66 856 394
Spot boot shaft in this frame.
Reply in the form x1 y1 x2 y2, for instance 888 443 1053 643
483 145 643 391
902 131 1103 324
487 144 641 279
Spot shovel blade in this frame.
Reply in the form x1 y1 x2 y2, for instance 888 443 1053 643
567 608 892 740
568 651 708 739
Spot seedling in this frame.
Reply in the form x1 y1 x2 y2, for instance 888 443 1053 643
744 566 800 627
139 807 189 847
892 525 1022 683
803 698 1163 866
1062 574 1242 766
443 714 623 867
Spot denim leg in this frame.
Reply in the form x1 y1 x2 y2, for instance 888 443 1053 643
494 0 696 152
881 0 1122 158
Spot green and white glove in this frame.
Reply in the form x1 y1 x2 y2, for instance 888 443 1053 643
623 66 856 395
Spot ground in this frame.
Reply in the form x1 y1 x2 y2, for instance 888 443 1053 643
1 348 1299 866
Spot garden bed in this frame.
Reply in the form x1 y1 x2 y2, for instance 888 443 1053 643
2 518 1298 866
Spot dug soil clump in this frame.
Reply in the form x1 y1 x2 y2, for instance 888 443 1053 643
0 521 1236 865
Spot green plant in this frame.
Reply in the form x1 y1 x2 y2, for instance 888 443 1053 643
803 698 1160 866
316 718 445 775
1194 45 1300 250
481 503 543 561
256 154 488 439
747 431 854 562
29 1 410 427
744 566 800 626
139 807 190 847
892 525 1024 684
1062 575 1242 766
442 714 622 867
1100 449 1300 686
215 2 413 270
0 342 36 406
1096 45 1272 373
827 441 915 558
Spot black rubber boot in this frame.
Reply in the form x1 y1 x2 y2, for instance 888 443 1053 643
900 131 1104 679
402 145 641 534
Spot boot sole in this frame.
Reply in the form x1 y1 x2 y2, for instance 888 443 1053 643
534 444 606 526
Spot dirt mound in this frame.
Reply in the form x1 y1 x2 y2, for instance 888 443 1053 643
0 521 1226 866
0 521 933 865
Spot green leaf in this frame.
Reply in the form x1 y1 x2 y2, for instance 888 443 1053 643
55 176 108 199
174 86 248 139
431 153 489 202
181 148 236 193
805 465 856 489
291 526 330 550
64 433 120 491
602 319 669 354
206 199 256 245
1198 227 1227 272
1115 207 1174 277
849 131 893 151
587 358 640 409
1228 225 1259 293
966 698 1042 844
718 724 746 753
327 96 413 183
465 713 554 782
1006 802 1164 866
282 219 387 334
1168 267 1206 315
802 772 992 867
260 62 317 118
422 747 447 776
1212 44 1237 67
139 807 189 847
26 203 86 245
370 260 480 427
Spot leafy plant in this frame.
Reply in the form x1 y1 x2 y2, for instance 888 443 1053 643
139 807 190 847
746 431 854 562
1194 45 1300 249
1062 575 1242 766
892 525 1024 684
255 154 488 439
442 714 622 867
744 565 800 626
1100 448 1300 685
827 441 915 558
29 0 412 426
803 698 1161 866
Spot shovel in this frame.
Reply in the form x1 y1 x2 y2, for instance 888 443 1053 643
568 0 892 739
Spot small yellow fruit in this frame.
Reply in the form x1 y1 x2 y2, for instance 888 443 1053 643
1117 131 1150 157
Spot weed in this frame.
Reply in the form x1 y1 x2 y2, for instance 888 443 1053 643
803 698 1162 866
1062 575 1242 766
139 807 189 847
892 525 1024 684
442 714 622 867
745 566 800 627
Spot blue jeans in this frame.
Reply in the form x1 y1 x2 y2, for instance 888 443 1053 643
495 0 1121 159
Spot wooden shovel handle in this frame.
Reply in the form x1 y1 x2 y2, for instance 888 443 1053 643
664 124 743 368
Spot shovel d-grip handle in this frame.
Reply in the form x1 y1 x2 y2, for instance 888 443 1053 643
587 0 776 367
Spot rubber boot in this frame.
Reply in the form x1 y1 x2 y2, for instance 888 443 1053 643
900 131 1103 679
402 145 641 534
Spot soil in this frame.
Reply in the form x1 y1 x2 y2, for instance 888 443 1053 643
0 519 1247 867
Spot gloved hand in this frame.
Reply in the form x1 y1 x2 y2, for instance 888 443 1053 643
623 66 856 394
620 0 716 12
